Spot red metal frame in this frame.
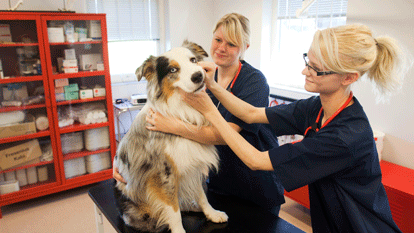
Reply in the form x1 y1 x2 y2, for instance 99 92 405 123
0 12 116 218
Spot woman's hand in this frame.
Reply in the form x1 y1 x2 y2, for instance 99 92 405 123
180 89 219 119
146 108 180 134
113 166 126 183
198 61 217 89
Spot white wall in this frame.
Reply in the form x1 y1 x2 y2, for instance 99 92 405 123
346 0 414 169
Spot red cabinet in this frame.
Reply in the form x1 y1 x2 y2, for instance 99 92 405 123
0 12 116 218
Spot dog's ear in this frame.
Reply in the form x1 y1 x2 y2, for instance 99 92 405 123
182 40 209 61
135 55 156 81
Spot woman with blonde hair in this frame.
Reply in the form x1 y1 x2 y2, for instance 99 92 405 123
185 23 406 232
114 13 285 216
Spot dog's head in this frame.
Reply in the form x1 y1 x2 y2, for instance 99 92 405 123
136 40 208 102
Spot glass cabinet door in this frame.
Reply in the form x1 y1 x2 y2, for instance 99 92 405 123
0 15 59 197
42 16 114 184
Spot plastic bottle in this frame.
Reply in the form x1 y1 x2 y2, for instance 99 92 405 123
16 48 26 76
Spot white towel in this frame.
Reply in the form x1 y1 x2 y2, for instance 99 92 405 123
5 170 17 181
27 167 38 184
0 110 25 126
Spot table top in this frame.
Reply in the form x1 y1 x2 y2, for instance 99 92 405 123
89 179 304 233
113 102 145 111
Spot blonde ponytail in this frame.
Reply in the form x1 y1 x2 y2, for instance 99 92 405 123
311 23 411 101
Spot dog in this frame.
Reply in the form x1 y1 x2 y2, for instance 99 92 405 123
113 40 228 233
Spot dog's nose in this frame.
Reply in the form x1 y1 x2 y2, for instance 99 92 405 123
191 72 203 84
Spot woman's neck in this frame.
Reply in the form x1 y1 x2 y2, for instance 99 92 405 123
320 90 353 124
217 60 240 88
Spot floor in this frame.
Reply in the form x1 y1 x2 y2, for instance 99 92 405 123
0 182 312 233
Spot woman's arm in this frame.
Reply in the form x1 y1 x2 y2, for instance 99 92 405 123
145 108 242 145
182 89 274 171
199 61 268 124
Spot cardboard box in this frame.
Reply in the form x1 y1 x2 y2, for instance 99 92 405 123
0 139 42 171
88 20 102 39
55 78 69 87
93 87 106 97
0 115 36 139
64 83 79 93
80 89 93 99
55 86 65 94
47 27 64 43
65 91 79 100
55 93 65 101
79 54 102 71
0 24 12 42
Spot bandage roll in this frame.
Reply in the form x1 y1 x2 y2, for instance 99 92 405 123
27 167 38 184
0 110 25 126
0 180 20 195
16 169 28 186
84 127 110 151
37 166 48 182
35 114 49 131
5 171 17 181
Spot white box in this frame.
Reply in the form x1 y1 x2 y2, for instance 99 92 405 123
93 87 106 97
47 27 64 43
63 59 78 73
79 54 102 71
88 20 102 39
79 89 93 99
64 49 76 60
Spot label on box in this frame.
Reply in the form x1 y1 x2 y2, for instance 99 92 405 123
64 49 76 60
79 54 102 71
88 20 102 39
93 88 106 97
0 139 42 171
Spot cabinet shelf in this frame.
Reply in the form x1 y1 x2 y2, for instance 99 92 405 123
63 148 111 161
56 97 106 106
51 70 106 79
0 75 44 84
59 122 109 134
49 40 102 46
0 103 47 113
0 130 50 144
0 42 39 47
0 160 54 174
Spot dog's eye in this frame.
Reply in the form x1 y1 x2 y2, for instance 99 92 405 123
169 67 178 73
190 57 197 63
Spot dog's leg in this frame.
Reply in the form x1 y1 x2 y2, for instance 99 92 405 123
196 185 228 223
164 205 186 233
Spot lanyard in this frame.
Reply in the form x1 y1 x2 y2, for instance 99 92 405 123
215 61 242 108
215 61 242 94
304 91 354 136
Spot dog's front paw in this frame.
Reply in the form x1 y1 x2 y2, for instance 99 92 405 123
205 210 228 223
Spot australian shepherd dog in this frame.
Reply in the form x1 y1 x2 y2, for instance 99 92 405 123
113 41 228 233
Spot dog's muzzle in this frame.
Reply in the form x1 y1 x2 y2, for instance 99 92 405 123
191 71 204 84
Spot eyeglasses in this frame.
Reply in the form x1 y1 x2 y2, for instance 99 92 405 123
303 53 337 76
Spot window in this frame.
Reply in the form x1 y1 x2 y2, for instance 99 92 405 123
87 0 160 83
265 0 348 91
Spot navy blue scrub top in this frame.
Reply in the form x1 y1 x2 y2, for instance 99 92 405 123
265 96 401 233
206 60 285 215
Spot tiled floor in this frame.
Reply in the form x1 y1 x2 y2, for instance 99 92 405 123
0 183 312 233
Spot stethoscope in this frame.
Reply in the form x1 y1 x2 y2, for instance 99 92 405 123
304 91 354 137
215 61 242 108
